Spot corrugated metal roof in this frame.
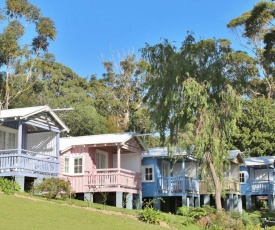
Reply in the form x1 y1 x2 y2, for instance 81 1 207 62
142 147 187 158
143 148 242 162
0 106 47 118
60 132 139 152
0 106 69 132
244 156 275 166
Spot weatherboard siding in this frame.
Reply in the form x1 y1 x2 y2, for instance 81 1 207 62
60 145 142 194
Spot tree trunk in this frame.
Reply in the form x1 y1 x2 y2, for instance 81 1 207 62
205 152 222 211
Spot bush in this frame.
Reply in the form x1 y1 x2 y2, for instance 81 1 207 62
138 207 165 225
0 177 21 195
33 177 72 199
176 206 189 216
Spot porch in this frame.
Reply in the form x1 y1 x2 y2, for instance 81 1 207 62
157 176 199 195
64 168 141 194
0 149 59 176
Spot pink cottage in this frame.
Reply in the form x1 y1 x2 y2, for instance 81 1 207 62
59 132 147 209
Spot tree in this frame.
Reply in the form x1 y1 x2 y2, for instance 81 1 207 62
141 35 245 210
91 54 153 133
232 97 275 156
227 1 275 98
60 104 108 136
0 0 56 109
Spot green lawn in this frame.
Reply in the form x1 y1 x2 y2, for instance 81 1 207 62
0 194 168 230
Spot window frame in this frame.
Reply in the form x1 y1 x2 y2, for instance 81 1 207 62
239 171 246 183
142 165 154 182
73 157 83 174
63 155 84 175
0 126 18 151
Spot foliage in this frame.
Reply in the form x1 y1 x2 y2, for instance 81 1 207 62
95 54 153 133
0 177 20 195
232 97 275 156
227 1 275 99
33 177 72 199
58 104 108 136
138 207 165 225
141 34 245 210
0 0 56 109
139 198 165 225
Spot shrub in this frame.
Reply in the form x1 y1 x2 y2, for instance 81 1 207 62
0 177 20 195
176 206 189 216
138 207 165 224
33 177 72 199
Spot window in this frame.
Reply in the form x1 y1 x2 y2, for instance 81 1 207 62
0 127 17 151
0 130 6 150
74 157 83 173
64 157 69 173
8 133 16 149
240 172 246 183
142 166 154 182
64 156 84 174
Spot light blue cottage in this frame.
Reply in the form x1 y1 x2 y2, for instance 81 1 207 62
0 106 69 191
142 147 199 213
240 156 275 211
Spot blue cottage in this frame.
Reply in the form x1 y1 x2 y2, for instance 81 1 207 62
142 147 199 213
240 156 275 211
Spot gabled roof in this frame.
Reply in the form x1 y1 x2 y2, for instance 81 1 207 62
60 132 147 153
244 156 275 167
0 106 69 132
228 150 244 165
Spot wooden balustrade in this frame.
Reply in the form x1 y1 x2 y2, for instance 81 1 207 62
65 168 141 193
0 149 58 175
250 181 275 194
157 176 199 194
200 179 240 194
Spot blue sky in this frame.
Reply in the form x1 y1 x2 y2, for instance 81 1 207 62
1 0 260 78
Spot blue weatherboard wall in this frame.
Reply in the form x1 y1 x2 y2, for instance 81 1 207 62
142 157 158 197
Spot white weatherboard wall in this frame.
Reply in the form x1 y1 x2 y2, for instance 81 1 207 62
113 153 140 172
27 132 56 156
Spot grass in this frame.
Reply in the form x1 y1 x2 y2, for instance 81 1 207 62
0 193 167 230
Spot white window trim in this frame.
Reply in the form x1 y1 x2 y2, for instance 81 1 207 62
63 154 84 175
0 126 18 150
239 171 246 184
142 165 154 182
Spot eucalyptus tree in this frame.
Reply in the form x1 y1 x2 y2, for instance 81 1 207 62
0 0 56 109
227 1 275 98
94 54 152 133
141 34 254 210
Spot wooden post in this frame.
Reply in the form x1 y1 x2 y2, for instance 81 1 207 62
117 145 121 188
17 120 22 155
